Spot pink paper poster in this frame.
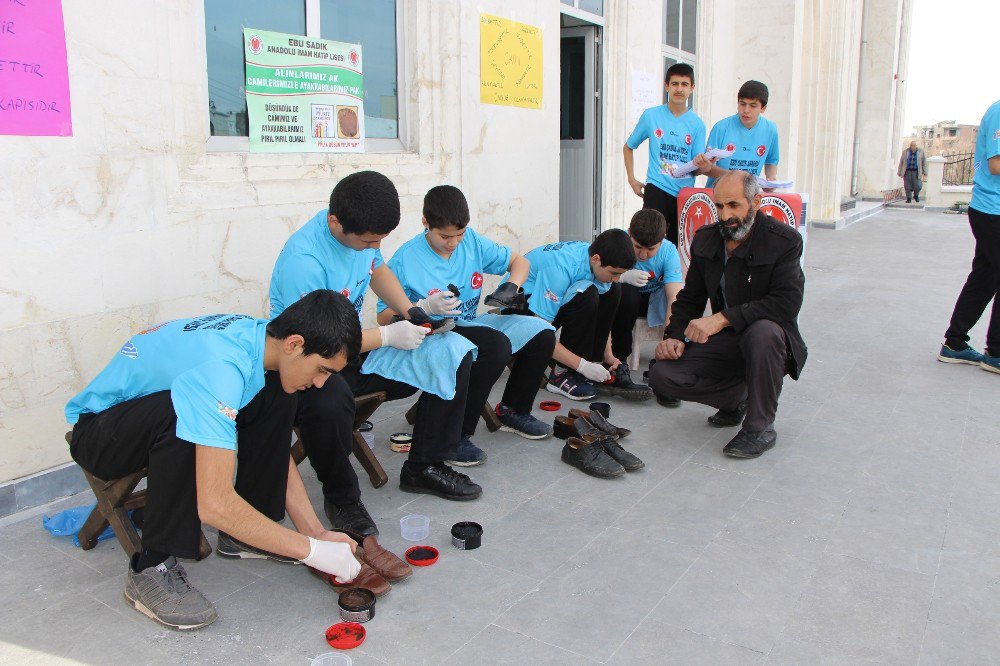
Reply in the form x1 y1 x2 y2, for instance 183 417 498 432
0 0 73 136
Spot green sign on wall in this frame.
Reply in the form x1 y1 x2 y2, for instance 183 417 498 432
243 28 364 153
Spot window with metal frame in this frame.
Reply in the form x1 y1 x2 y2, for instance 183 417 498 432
661 0 697 104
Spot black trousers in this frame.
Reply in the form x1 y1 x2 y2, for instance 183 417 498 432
610 284 651 361
648 320 789 433
68 371 295 559
296 349 474 505
549 283 622 368
903 170 922 199
498 328 556 413
944 206 1000 356
643 182 680 247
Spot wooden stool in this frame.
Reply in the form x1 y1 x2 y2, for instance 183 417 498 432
68 433 212 561
291 391 389 488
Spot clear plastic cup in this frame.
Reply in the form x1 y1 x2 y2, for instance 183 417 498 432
311 653 352 666
400 514 430 541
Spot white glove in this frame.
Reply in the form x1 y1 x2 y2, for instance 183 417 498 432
619 268 650 287
577 359 611 383
415 291 461 316
301 537 361 583
379 320 429 350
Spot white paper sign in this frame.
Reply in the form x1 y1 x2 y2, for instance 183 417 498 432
630 70 659 121
666 147 736 178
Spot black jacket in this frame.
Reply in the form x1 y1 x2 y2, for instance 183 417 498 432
665 211 807 379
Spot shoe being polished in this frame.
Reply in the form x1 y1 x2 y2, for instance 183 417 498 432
216 532 299 564
561 437 625 479
596 364 653 401
124 555 217 630
553 414 610 442
723 428 777 459
707 400 748 428
567 408 631 439
309 561 392 597
937 344 986 366
325 499 378 538
546 369 598 401
399 461 483 501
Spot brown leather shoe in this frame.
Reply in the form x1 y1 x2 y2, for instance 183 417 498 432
553 414 607 442
567 408 631 439
309 561 392 597
358 535 412 582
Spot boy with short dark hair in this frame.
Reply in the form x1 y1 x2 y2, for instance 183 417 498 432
66 290 364 630
377 185 556 443
608 209 683 398
270 171 484 542
623 62 707 246
698 80 780 187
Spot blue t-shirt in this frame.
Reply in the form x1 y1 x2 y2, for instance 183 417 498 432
65 316 268 451
635 240 683 294
626 106 707 196
269 209 384 320
971 100 1000 215
378 227 511 321
522 242 610 322
705 114 780 187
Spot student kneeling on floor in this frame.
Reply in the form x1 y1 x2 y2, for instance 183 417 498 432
65 290 363 630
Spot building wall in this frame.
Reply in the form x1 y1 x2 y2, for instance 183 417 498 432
0 0 560 483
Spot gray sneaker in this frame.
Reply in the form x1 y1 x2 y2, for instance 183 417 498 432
217 531 299 564
124 556 218 630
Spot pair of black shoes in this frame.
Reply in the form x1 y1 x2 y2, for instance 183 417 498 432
555 411 644 478
706 400 777 458
400 461 482 501
597 365 653 401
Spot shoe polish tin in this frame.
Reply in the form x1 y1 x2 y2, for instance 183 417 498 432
450 521 483 550
338 588 376 623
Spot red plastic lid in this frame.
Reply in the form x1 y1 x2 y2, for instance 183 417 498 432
405 545 439 566
539 400 561 411
325 622 366 649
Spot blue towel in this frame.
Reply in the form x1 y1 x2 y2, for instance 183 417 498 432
646 288 668 327
456 313 554 354
361 332 478 400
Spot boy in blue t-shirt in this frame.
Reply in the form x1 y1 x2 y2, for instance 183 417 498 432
623 62 707 247
698 80 781 188
66 291 364 630
939 99 1000 372
377 185 556 442
270 172 484 542
609 209 684 399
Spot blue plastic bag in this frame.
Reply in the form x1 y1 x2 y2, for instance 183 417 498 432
42 503 119 547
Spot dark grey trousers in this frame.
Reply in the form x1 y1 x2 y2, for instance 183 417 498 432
903 171 922 200
649 320 789 433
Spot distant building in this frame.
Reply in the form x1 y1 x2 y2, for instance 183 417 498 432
905 120 979 156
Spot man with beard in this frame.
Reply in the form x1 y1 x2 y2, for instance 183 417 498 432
647 171 806 458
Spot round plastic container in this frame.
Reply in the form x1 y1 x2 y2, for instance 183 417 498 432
400 514 430 541
311 652 352 666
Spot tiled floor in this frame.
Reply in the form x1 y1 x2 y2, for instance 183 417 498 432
2 209 997 664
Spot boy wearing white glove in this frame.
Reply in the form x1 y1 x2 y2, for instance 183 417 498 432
606 209 683 402
270 172 483 551
519 229 637 401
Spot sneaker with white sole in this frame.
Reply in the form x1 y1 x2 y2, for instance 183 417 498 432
546 369 597 400
216 532 299 564
496 404 552 439
981 354 1000 375
446 436 487 467
938 344 986 365
124 555 217 630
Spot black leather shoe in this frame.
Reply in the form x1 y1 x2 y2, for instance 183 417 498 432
553 414 610 442
707 400 748 427
655 393 682 408
324 499 378 537
561 438 625 479
596 365 653 401
595 437 644 472
399 462 482 501
723 429 777 458
567 408 630 439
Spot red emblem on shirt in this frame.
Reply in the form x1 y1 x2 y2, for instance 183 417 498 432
654 128 663 139
471 272 483 289
756 144 766 157
648 270 656 280
340 288 351 298
726 143 735 152
427 288 441 295
684 134 692 145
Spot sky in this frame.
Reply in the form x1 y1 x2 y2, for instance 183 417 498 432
903 0 999 132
